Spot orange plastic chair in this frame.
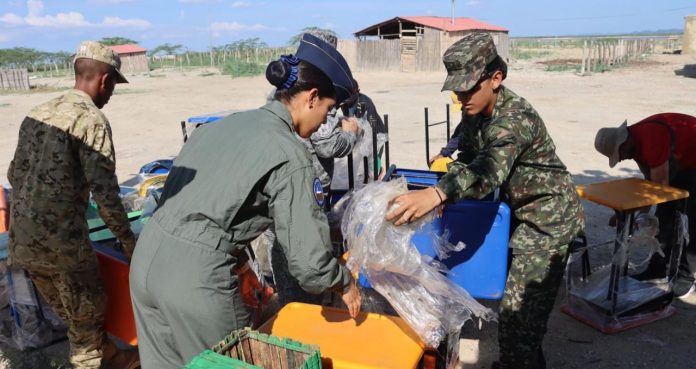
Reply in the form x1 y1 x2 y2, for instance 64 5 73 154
93 243 138 345
0 188 8 233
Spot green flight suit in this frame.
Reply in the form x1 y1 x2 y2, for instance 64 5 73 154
129 101 353 369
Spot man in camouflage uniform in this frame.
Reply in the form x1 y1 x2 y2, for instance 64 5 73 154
7 41 138 369
386 33 584 369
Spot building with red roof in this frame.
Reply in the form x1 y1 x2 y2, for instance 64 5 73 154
350 16 509 72
107 44 149 75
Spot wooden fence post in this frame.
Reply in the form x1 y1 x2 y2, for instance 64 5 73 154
581 40 587 75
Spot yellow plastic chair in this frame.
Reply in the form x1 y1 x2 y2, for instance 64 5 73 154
430 157 453 173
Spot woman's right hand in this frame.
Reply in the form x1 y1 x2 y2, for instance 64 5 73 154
341 280 362 318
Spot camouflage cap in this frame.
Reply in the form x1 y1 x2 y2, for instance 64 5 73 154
441 32 497 92
74 41 128 83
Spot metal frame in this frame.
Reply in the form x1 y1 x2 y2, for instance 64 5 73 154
424 105 451 166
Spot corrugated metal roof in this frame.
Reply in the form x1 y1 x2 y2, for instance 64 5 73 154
354 16 508 36
108 44 147 54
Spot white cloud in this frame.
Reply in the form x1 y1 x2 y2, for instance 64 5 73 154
231 1 249 8
210 21 267 32
466 0 481 5
25 12 91 27
0 34 9 42
0 13 24 26
0 0 151 29
27 0 43 17
179 0 208 3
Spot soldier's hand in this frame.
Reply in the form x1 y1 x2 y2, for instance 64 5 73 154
386 187 447 226
428 154 444 166
341 117 360 135
119 236 136 261
341 280 362 318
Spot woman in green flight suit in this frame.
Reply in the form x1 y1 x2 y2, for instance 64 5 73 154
129 34 361 369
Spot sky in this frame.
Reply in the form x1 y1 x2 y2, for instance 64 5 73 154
0 0 695 52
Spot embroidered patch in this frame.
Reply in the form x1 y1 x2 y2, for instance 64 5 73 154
313 178 325 207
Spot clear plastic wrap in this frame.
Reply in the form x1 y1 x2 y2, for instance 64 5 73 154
331 117 388 190
563 211 686 333
340 178 495 349
0 260 8 310
1 268 66 350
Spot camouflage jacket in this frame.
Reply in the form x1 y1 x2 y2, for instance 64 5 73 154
436 86 584 250
301 120 356 189
8 89 135 271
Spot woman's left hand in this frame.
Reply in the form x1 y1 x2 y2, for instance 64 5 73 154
237 263 274 308
386 187 447 226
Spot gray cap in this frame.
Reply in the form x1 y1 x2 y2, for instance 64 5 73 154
594 120 629 168
441 32 498 92
74 41 128 83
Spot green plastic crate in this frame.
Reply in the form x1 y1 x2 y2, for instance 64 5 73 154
185 350 261 369
208 328 322 369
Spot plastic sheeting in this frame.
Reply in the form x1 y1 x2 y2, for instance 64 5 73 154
331 116 388 190
340 178 495 349
564 211 688 333
0 268 66 350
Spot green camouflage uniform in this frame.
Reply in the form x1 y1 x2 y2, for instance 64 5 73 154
7 42 133 369
436 33 584 369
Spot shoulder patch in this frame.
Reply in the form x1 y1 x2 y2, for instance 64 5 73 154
313 178 325 207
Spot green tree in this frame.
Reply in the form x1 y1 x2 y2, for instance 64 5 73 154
99 36 138 46
150 43 183 57
288 27 337 47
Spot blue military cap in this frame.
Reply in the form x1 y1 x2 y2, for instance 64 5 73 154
295 33 355 105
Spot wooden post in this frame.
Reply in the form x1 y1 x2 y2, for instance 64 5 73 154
580 40 587 74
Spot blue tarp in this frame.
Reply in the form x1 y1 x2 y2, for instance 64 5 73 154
186 110 239 124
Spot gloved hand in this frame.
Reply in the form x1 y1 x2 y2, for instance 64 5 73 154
236 262 274 308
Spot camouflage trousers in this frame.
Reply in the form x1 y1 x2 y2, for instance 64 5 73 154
498 243 570 369
28 265 106 369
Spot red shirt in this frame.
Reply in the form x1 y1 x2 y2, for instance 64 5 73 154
628 113 696 170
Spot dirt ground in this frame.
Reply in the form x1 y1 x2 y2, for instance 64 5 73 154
1 50 696 368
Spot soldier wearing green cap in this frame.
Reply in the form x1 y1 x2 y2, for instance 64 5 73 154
386 32 584 369
8 41 138 369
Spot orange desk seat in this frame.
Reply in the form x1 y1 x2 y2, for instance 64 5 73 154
576 177 689 211
93 243 138 346
259 302 425 369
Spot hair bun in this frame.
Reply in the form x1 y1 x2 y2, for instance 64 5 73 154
266 60 290 89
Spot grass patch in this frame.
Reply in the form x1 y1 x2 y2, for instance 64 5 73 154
544 64 580 72
510 49 551 60
0 103 10 108
538 59 582 73
147 73 166 78
220 59 265 77
0 85 68 95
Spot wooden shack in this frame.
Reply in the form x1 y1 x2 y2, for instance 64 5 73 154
350 16 509 72
109 44 149 75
